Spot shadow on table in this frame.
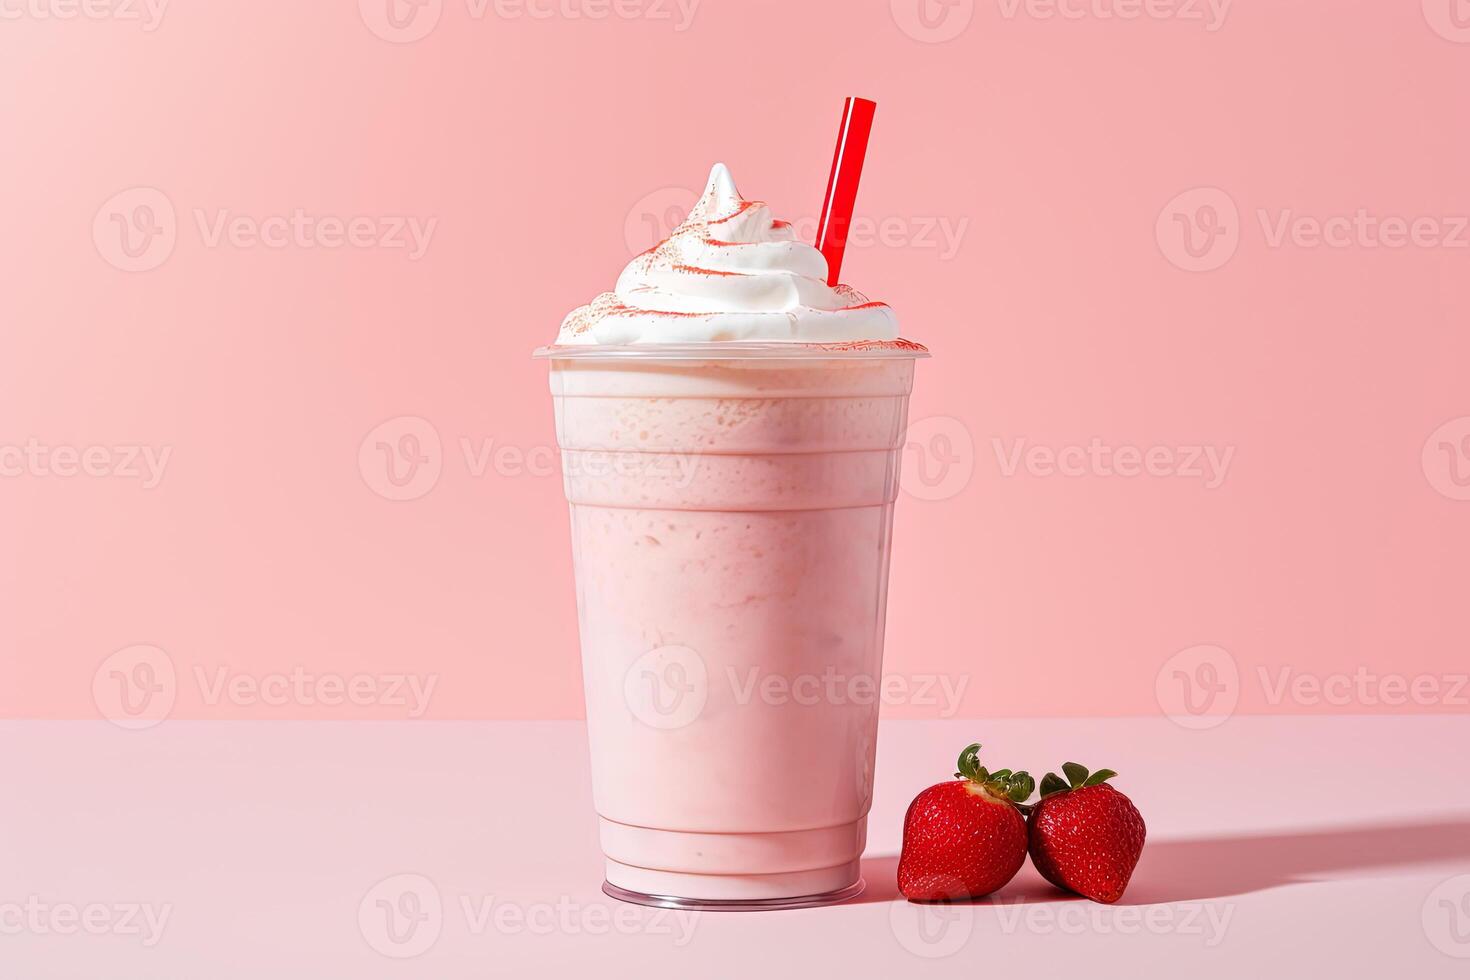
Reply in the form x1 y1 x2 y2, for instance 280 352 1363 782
1118 816 1470 905
856 815 1470 907
852 855 1082 907
854 855 900 904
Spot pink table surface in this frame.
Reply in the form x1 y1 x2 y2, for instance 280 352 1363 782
5 716 1469 977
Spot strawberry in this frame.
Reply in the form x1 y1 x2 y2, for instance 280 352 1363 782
897 743 1034 901
1026 763 1146 904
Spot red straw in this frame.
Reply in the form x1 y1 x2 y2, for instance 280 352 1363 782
815 97 877 287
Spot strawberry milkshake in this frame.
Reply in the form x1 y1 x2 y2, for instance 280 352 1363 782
537 163 925 909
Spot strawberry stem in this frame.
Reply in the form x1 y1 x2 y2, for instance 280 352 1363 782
1039 763 1119 798
953 742 1034 807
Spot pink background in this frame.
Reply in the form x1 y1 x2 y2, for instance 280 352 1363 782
3 0 1469 722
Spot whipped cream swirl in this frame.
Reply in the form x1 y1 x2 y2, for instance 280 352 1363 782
557 164 899 345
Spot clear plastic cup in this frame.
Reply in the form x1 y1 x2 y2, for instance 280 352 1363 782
535 342 927 910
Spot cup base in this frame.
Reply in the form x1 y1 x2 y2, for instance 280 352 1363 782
603 851 862 903
602 878 865 912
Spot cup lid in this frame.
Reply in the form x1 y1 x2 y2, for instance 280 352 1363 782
532 339 929 361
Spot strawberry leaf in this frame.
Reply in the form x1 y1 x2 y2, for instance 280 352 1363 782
956 743 983 782
1082 768 1117 787
1039 772 1069 798
1061 762 1089 788
989 769 1013 781
1007 771 1035 803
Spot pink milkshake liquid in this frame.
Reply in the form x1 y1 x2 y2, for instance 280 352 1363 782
543 342 924 908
